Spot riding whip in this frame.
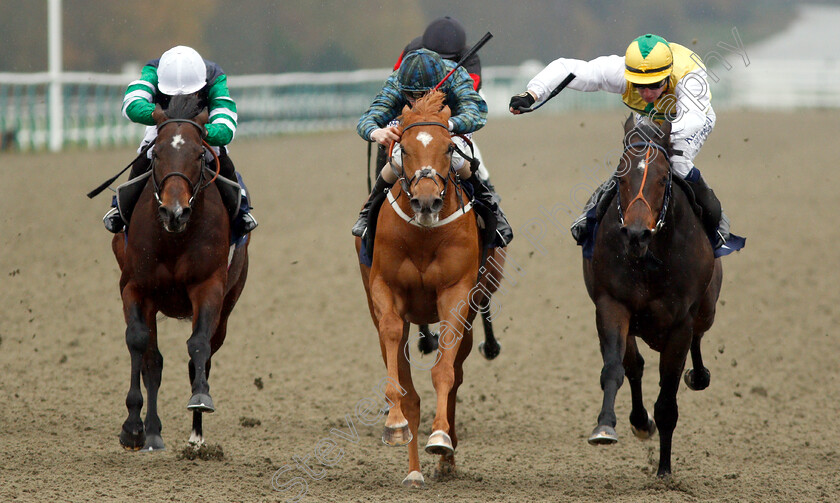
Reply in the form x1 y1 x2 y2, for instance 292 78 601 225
433 31 493 91
515 72 577 113
87 141 155 198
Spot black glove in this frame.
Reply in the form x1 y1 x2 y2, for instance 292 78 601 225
509 92 536 112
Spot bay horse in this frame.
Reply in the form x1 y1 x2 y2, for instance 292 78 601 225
355 91 505 488
111 94 250 451
582 115 722 478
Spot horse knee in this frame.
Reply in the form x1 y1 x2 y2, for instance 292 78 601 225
654 397 679 432
125 323 149 353
600 360 625 389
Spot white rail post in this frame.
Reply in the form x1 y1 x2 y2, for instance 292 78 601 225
48 0 63 152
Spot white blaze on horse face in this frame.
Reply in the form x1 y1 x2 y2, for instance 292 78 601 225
416 131 434 147
171 134 185 150
637 158 647 172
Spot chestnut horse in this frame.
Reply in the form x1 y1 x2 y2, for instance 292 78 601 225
582 115 722 478
355 91 505 488
111 94 249 451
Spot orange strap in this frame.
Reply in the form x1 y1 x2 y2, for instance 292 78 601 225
625 147 654 223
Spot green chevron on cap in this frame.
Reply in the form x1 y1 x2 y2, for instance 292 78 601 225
636 34 669 58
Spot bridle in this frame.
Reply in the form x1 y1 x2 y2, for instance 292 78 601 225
151 118 221 206
617 140 672 234
389 121 453 200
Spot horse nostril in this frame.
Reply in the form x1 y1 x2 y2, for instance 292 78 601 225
179 206 192 223
410 198 422 213
158 206 169 221
431 198 443 212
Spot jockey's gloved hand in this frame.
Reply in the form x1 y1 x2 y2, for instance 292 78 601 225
509 92 536 113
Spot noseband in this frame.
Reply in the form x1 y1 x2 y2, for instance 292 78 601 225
617 141 672 234
151 118 220 206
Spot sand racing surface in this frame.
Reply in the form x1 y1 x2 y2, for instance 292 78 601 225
1 110 839 502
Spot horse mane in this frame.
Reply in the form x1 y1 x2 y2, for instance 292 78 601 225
164 94 205 120
401 91 448 125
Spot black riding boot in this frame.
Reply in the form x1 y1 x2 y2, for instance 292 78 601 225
352 174 392 237
467 175 513 247
103 155 152 233
218 152 258 234
684 168 728 248
570 180 613 245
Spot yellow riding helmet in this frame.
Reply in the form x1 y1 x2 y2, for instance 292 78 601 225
624 34 673 85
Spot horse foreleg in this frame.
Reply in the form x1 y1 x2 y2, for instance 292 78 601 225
396 324 424 488
625 335 656 440
140 322 165 451
654 321 693 478
120 292 153 450
185 282 224 413
427 287 473 458
376 310 412 447
433 324 472 481
589 298 630 445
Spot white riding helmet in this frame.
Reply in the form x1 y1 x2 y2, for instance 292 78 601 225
157 45 207 95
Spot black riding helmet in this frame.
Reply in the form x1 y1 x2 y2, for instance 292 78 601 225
422 16 467 59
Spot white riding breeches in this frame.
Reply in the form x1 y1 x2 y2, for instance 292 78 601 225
634 112 716 179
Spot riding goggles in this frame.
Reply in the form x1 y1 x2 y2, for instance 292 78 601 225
634 79 668 90
402 90 428 101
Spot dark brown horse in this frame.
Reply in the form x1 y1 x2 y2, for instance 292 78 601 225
111 94 250 451
582 115 722 478
355 91 505 488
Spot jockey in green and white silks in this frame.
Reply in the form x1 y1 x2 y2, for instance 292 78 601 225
104 45 257 237
510 34 742 256
353 48 512 248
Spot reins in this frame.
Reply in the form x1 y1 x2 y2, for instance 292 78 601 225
617 141 672 234
385 120 473 227
151 119 220 206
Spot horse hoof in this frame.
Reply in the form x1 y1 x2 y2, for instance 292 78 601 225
187 393 215 413
478 340 501 360
425 430 454 456
401 470 425 488
140 434 166 452
382 422 412 446
119 426 145 451
588 425 618 445
630 412 657 440
684 367 711 391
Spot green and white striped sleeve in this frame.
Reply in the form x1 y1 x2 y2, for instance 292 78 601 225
121 65 159 126
205 74 237 146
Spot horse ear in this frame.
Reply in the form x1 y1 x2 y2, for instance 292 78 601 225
441 105 452 121
623 113 635 135
658 119 672 141
152 104 167 125
195 107 209 127
402 104 411 116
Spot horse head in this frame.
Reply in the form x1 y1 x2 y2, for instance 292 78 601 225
397 91 454 228
151 94 210 233
616 114 673 257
